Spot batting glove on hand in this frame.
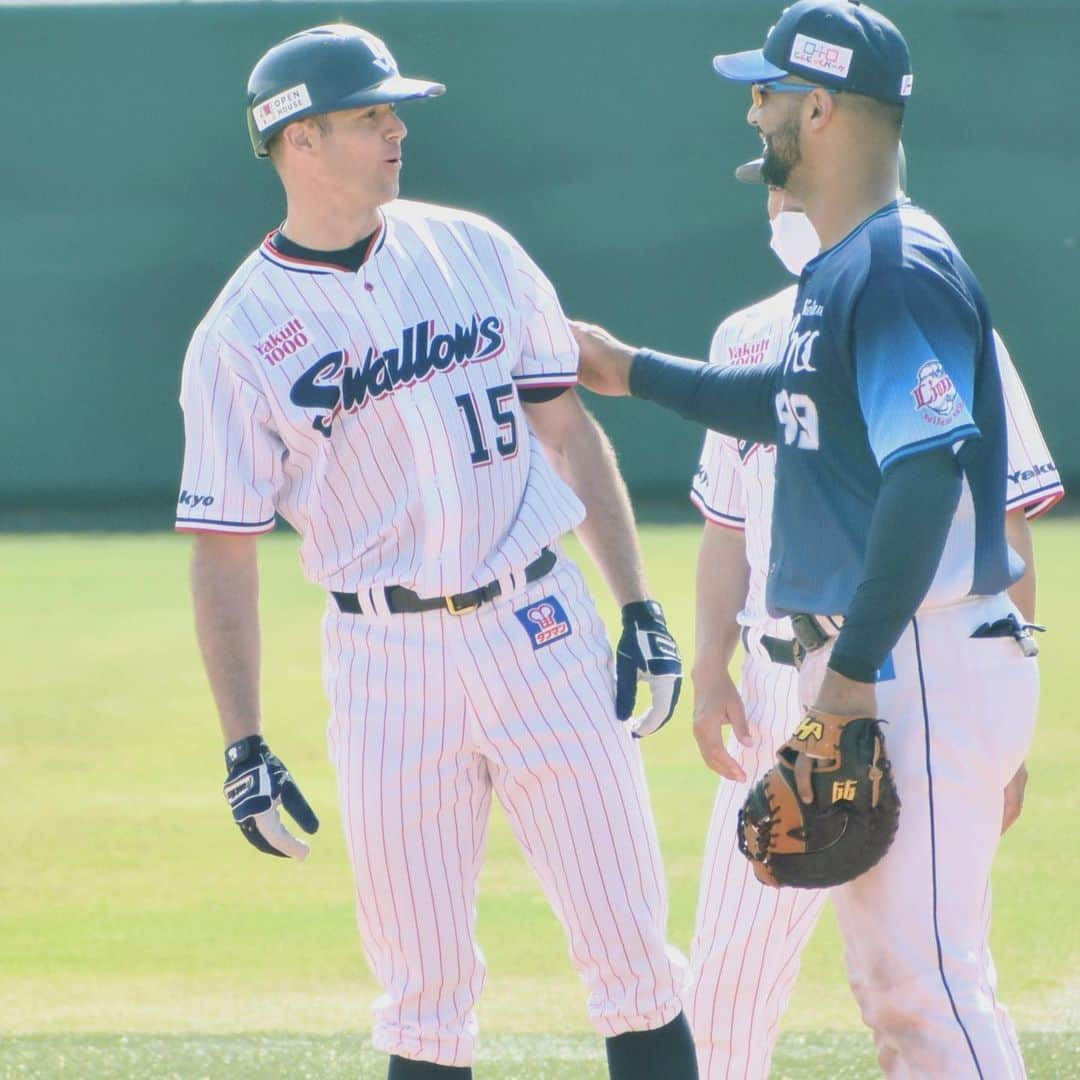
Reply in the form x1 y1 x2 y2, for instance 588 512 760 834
223 735 319 860
615 600 683 738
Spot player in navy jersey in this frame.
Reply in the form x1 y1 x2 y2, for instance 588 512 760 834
573 3 1044 1075
684 154 1062 1079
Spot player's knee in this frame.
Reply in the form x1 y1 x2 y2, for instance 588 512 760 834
851 968 988 1043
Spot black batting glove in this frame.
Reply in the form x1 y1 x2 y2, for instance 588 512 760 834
223 735 319 860
615 600 683 737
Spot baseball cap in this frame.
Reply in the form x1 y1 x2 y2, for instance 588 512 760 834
713 1 913 106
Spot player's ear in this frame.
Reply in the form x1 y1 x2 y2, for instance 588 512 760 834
283 119 318 155
806 88 836 131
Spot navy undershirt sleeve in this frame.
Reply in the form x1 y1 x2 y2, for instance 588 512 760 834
629 349 779 444
517 385 568 404
828 447 963 682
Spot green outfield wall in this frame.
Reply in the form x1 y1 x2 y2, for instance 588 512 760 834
2 0 1076 519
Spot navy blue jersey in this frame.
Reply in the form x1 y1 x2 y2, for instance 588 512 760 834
766 200 1020 615
632 200 1022 618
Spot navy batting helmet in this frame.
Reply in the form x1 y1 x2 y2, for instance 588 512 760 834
246 24 445 158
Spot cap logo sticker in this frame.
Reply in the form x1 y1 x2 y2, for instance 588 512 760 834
368 39 397 75
254 83 313 132
789 34 853 78
900 74 914 97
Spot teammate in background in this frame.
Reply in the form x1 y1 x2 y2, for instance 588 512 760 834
571 1 1051 1074
176 24 697 1080
685 156 1063 1079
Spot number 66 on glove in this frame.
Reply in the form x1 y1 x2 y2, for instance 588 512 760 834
615 600 683 738
223 735 320 860
737 708 900 888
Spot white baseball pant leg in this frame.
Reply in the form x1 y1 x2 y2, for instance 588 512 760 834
686 649 828 1080
798 595 1037 1079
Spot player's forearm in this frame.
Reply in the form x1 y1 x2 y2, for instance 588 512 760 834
693 523 750 678
630 349 779 445
829 448 962 682
190 534 263 745
1005 509 1036 621
560 413 650 606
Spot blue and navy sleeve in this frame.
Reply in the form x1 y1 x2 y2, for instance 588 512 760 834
828 447 962 682
853 265 981 472
629 349 780 445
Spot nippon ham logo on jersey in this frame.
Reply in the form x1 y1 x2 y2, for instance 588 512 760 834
514 596 572 650
911 359 963 426
290 314 505 437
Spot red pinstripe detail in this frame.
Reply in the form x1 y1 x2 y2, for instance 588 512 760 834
466 606 626 1007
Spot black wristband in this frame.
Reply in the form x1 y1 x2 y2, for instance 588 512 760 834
224 734 265 770
622 599 664 624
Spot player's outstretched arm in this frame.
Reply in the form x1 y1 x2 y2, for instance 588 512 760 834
569 320 779 444
692 522 753 780
567 321 637 396
523 390 682 737
190 534 318 859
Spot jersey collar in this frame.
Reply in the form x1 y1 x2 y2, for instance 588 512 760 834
259 211 388 275
803 199 902 275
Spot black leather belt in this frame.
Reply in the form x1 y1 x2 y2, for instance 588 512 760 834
741 627 798 667
332 547 556 616
760 634 798 667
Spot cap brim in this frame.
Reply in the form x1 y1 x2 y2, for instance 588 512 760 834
734 158 764 184
712 49 788 83
340 75 446 108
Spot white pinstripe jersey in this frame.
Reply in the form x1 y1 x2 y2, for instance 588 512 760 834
176 199 584 595
691 286 1064 632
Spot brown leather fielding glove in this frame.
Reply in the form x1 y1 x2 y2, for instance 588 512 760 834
737 708 900 888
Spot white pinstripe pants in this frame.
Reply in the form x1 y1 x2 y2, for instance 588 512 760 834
685 649 827 1080
322 555 684 1067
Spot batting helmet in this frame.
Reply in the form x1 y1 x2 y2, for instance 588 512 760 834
246 24 446 158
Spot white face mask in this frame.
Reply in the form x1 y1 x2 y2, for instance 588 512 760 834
768 210 821 277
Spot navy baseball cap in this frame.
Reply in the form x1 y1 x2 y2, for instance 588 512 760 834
713 1 913 106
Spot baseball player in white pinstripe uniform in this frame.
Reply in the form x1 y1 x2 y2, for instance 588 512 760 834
683 164 1064 1079
176 24 698 1080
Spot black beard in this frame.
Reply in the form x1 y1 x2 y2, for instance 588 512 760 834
759 117 802 189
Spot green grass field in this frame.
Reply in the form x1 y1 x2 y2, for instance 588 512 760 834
2 521 1078 1078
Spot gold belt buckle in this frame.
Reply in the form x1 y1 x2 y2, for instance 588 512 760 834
445 593 480 616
